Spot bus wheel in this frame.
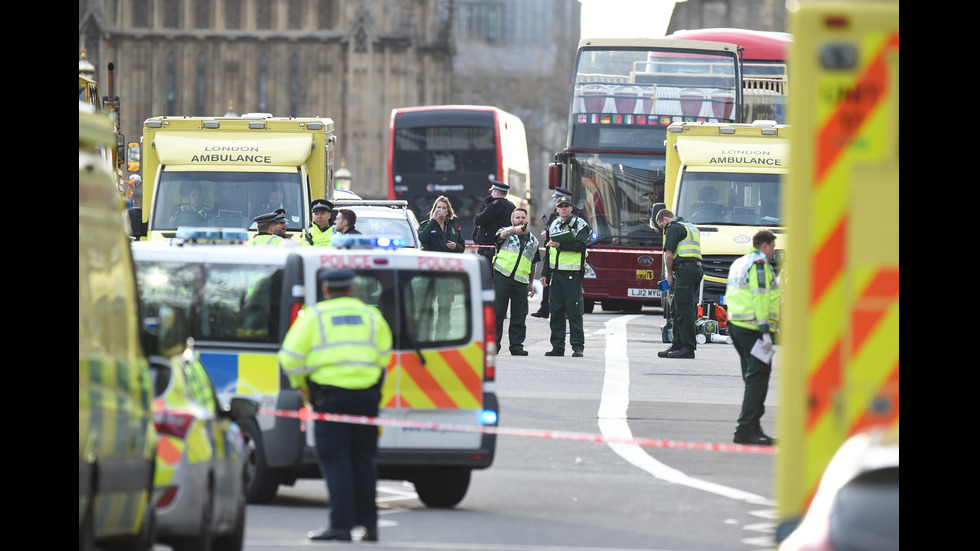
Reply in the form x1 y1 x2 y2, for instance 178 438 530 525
584 299 595 314
414 467 471 508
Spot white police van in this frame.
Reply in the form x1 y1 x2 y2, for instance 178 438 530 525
131 230 498 508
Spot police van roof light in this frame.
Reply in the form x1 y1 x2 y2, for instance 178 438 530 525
175 227 250 243
332 234 406 250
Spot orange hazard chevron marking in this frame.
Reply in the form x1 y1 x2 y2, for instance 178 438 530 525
807 341 842 431
810 215 846 307
390 346 483 410
851 268 899 354
850 362 899 435
815 32 900 185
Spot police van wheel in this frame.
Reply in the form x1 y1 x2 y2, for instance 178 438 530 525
239 419 281 504
414 467 471 508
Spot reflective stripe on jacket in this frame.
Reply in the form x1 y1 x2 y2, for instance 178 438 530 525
248 234 283 246
493 230 539 284
547 216 588 271
278 296 392 391
663 219 702 261
724 249 779 331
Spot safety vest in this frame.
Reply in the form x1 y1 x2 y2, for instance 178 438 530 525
547 215 588 272
663 218 702 260
493 231 539 284
278 296 393 391
248 233 283 246
724 248 780 331
302 224 334 247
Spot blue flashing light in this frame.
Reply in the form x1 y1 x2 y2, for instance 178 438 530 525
481 409 498 425
175 227 249 243
333 234 406 249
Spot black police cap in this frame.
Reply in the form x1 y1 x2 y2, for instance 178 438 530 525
318 268 355 289
311 199 334 212
253 212 278 223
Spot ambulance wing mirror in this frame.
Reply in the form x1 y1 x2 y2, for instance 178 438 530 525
127 142 141 173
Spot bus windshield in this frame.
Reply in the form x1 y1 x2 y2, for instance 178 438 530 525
152 170 305 232
566 152 663 247
676 172 783 226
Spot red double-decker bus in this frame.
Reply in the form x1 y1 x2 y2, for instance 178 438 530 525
550 37 742 313
388 105 530 242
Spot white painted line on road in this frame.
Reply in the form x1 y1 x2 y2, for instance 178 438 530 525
597 315 770 503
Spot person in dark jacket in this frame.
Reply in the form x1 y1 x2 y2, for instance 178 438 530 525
473 181 516 271
417 196 465 339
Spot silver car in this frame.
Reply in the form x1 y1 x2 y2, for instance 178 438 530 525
333 199 421 248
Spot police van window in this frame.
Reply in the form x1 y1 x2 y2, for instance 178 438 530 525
405 271 470 345
134 262 202 320
200 264 283 343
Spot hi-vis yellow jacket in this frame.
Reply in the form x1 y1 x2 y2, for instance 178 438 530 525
302 224 334 247
493 230 539 285
278 296 392 391
724 248 779 332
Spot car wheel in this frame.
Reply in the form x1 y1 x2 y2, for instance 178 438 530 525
171 482 214 551
584 299 595 314
212 475 246 551
414 467 471 508
238 418 281 504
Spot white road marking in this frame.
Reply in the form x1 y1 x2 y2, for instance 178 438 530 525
597 314 768 503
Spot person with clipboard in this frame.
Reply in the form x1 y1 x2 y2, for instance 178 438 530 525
539 189 591 357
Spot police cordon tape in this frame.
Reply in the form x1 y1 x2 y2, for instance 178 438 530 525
259 407 774 454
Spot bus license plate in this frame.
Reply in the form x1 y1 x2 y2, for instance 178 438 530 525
628 288 661 298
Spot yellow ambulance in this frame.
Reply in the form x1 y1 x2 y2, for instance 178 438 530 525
129 114 336 242
657 120 789 305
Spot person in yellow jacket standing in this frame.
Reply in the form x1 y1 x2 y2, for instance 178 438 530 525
540 193 591 358
278 268 393 542
725 230 779 446
302 199 335 246
492 207 540 356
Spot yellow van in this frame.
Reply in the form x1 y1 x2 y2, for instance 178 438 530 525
79 102 157 551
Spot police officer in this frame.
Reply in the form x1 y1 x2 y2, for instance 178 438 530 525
540 193 591 357
248 212 284 245
273 208 288 238
655 209 703 359
726 230 779 446
278 268 393 542
492 207 540 356
531 188 584 320
473 181 516 268
302 199 335 246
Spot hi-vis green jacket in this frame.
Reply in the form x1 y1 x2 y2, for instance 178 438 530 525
724 248 780 332
278 296 392 392
302 224 334 247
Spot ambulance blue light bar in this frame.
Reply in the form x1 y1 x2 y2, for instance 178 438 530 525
332 234 407 249
175 227 250 243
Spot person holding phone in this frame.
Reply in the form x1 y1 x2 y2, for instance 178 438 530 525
491 208 540 356
417 196 465 339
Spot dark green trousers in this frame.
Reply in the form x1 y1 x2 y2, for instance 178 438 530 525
729 323 772 437
548 271 584 353
671 262 703 350
494 274 530 352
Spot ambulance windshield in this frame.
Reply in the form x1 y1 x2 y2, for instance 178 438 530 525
677 172 782 226
152 170 305 231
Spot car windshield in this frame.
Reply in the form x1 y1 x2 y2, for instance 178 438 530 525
349 210 418 247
